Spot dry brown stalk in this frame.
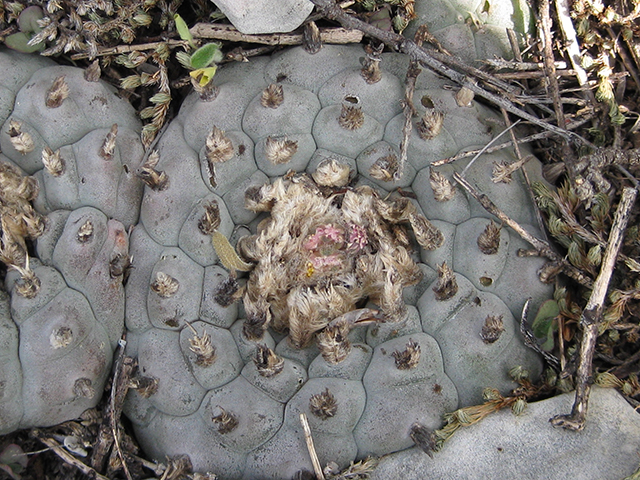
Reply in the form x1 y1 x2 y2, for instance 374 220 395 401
189 23 363 46
309 0 589 146
452 172 594 289
554 0 590 87
34 431 111 480
91 339 135 480
539 0 566 129
551 187 637 431
300 413 325 480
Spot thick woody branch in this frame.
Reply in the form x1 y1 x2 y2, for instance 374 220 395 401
550 187 637 431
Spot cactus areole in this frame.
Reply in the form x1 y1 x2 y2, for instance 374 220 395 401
0 45 551 479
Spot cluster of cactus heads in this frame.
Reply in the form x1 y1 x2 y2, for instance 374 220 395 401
0 36 551 478
0 48 144 434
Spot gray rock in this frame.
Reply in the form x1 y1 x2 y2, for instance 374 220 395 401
371 387 640 480
210 0 313 34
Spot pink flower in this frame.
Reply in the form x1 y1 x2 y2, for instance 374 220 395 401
303 224 344 250
347 224 367 250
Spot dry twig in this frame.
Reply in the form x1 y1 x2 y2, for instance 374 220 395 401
452 172 594 289
309 0 590 145
550 187 637 430
300 413 325 480
189 23 363 46
91 338 135 478
33 431 111 480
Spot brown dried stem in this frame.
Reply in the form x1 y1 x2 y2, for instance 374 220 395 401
91 338 135 480
398 59 420 181
452 172 594 289
539 0 566 129
299 413 325 480
550 187 637 431
33 431 110 480
554 0 589 88
189 23 363 46
309 0 590 145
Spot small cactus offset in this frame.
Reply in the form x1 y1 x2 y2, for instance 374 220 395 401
0 48 144 434
0 43 550 479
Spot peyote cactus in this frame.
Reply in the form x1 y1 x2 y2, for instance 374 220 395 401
0 48 145 433
403 0 534 62
121 44 552 478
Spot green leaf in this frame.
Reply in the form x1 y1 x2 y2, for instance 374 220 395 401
1 443 27 479
532 299 559 338
190 43 223 69
174 14 194 48
532 299 559 351
4 32 45 53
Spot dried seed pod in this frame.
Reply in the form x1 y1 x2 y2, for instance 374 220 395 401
317 320 351 364
15 266 41 299
339 100 365 130
455 85 474 107
254 344 285 377
309 388 337 420
433 262 458 300
508 365 529 382
409 213 444 250
480 315 504 344
511 398 527 416
138 166 168 191
8 120 35 155
243 310 268 341
21 205 46 238
409 423 436 457
73 378 95 399
138 150 169 190
361 43 383 84
211 406 239 434
261 83 284 108
303 20 321 54
189 329 216 367
198 201 221 235
109 253 131 279
130 375 159 398
312 157 351 187
99 124 118 159
150 272 179 298
264 136 298 164
191 75 219 102
477 221 501 255
391 338 421 370
429 169 455 202
213 274 241 307
491 161 516 184
369 154 399 182
205 126 234 164
50 326 73 349
42 146 65 176
84 60 101 82
417 109 444 140
77 220 94 243
45 75 70 108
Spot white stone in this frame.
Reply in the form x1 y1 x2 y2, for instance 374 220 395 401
210 0 313 34
371 387 640 480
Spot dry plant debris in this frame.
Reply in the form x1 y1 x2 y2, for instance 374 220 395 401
2 0 640 478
